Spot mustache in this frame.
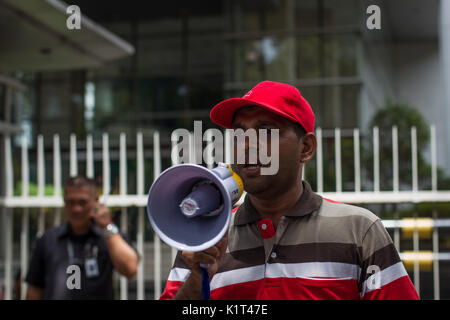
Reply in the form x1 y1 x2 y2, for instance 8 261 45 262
234 148 271 167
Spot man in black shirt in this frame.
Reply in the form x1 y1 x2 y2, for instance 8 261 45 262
25 176 139 300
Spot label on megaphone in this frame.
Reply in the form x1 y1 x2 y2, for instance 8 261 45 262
147 163 243 252
180 181 222 218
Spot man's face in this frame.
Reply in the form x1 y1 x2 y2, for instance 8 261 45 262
64 186 97 230
231 106 304 197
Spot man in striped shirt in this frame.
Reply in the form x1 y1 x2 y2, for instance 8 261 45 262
160 81 419 300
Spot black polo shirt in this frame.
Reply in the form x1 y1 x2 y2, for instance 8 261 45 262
26 222 134 300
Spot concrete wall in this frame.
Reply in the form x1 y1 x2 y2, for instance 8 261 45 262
439 0 450 175
359 0 450 175
392 40 448 172
359 40 395 130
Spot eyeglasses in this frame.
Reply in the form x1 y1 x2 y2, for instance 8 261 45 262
64 199 89 208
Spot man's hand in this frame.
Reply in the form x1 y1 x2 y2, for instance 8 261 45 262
90 203 112 230
182 233 228 278
174 233 228 299
90 202 138 279
26 284 43 300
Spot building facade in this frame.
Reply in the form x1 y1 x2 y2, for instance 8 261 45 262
1 0 450 300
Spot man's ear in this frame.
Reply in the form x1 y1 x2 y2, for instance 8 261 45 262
299 133 317 163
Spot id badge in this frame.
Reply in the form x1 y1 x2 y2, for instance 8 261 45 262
85 258 100 278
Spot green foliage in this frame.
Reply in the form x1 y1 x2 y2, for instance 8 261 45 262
365 102 435 190
13 182 62 196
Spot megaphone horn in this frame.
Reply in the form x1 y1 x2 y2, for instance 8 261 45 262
147 162 243 253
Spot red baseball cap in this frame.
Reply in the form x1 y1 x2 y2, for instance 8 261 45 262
210 81 315 132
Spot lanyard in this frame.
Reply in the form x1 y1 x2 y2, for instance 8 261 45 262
67 239 97 265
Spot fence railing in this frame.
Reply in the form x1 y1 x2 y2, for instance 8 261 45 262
1 125 450 300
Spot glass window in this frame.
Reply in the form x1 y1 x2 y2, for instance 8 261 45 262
233 37 292 82
295 0 359 29
323 33 358 77
41 79 71 120
294 0 320 29
301 84 359 129
297 33 358 79
297 35 321 78
322 0 359 27
228 0 288 32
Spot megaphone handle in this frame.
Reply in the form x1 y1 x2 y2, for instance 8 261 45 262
200 265 211 300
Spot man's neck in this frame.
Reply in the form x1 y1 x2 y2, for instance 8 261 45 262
70 222 91 236
249 179 303 229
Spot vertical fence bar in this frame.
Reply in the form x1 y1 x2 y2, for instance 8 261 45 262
119 133 127 197
53 209 61 227
4 135 13 299
393 212 400 254
430 125 437 192
411 127 418 192
432 209 440 300
335 128 342 192
225 129 233 165
37 135 45 236
20 135 29 299
37 135 44 195
20 208 29 299
70 134 78 176
373 127 380 192
5 135 13 197
136 132 145 300
430 125 439 299
4 208 13 300
53 134 61 198
413 212 420 296
316 127 323 193
353 128 360 192
119 133 128 300
137 132 145 197
392 126 399 193
392 126 400 251
411 126 419 295
205 129 214 169
3 208 14 300
21 135 29 197
102 133 110 197
53 135 61 226
153 131 162 299
86 134 94 178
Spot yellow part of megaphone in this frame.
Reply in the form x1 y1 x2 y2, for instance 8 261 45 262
225 163 244 200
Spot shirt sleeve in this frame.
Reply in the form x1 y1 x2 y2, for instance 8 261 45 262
25 235 46 289
159 251 191 300
359 219 419 300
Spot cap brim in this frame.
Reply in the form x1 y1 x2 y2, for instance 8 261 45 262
210 98 298 129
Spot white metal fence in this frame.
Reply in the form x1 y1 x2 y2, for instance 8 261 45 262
1 125 450 300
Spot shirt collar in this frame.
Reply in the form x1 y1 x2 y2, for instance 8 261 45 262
234 180 322 226
57 221 103 239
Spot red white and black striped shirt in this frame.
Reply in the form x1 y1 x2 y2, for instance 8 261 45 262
160 181 419 300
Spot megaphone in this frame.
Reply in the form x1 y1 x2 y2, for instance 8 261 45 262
147 162 244 253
